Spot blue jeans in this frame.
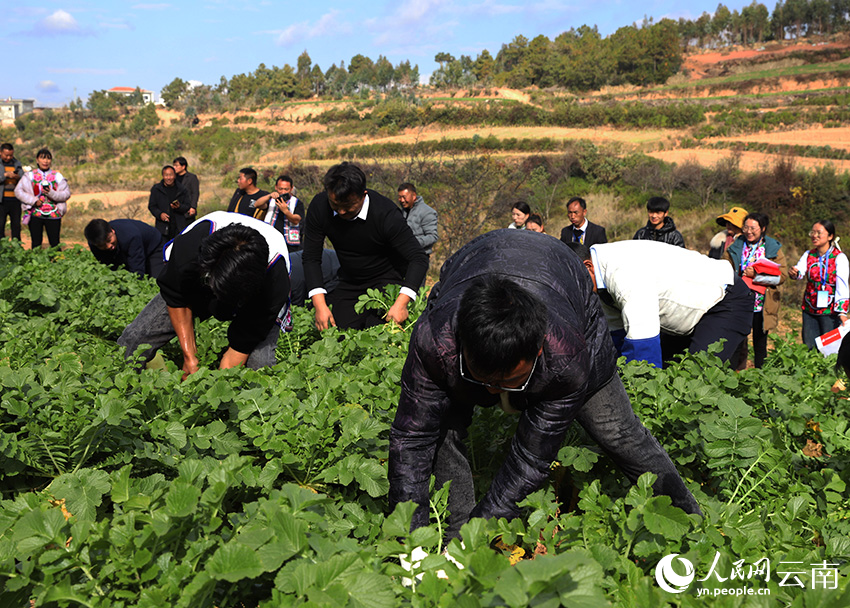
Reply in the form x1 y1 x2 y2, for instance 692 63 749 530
802 311 840 349
434 374 701 538
118 293 280 369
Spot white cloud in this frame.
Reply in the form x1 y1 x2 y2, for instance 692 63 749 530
396 0 447 23
272 10 350 46
42 10 81 33
37 80 60 93
366 0 456 46
464 0 523 17
98 20 131 30
47 67 126 75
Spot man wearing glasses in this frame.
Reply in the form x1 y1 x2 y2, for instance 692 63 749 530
388 230 700 539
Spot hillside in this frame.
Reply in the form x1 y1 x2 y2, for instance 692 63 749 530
4 36 850 291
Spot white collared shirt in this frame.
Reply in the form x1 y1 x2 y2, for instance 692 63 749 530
333 193 370 221
309 193 417 301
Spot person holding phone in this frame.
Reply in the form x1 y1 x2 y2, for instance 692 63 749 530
254 175 305 252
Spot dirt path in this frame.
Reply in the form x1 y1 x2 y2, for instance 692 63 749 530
67 190 150 209
713 125 850 149
649 148 850 172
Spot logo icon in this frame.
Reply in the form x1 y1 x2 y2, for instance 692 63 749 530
656 554 695 594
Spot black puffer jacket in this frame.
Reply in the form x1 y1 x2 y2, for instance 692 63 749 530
633 216 685 248
388 229 618 530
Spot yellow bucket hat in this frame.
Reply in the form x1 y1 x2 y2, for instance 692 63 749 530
716 207 748 229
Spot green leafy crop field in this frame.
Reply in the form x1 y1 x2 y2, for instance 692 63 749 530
0 241 848 606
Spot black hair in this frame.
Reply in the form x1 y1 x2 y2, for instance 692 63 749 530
239 167 258 186
36 148 52 160
527 213 544 226
744 212 769 232
323 162 366 205
84 219 111 247
457 276 547 376
276 174 293 187
398 182 417 193
173 156 188 168
565 241 591 261
646 196 670 213
814 219 836 243
512 201 531 215
0 143 13 152
198 224 269 307
162 165 176 176
567 196 586 210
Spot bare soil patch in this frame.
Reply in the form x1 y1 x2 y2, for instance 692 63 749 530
681 40 850 80
713 125 850 149
648 148 850 173
67 190 150 209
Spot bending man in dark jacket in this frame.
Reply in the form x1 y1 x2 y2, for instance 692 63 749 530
389 230 700 539
84 218 164 278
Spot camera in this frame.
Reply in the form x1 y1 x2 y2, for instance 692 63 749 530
280 192 291 202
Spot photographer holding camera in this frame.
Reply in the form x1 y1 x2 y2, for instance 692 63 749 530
255 175 305 252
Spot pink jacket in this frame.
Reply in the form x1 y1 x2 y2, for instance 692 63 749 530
15 169 71 219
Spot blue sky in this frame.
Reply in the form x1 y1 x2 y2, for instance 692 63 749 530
4 1 759 107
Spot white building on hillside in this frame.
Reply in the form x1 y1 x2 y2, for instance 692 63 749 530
107 87 155 104
0 98 35 121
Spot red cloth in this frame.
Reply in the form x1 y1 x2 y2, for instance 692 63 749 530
742 259 781 294
752 259 781 275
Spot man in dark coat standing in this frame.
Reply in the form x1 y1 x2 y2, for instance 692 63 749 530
559 196 607 248
173 156 200 220
84 218 165 278
388 230 700 539
148 165 190 242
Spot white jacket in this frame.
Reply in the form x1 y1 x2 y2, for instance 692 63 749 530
590 240 734 365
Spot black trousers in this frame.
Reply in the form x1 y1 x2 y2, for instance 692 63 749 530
1 198 22 240
661 275 753 365
434 374 701 539
326 272 403 329
29 216 62 248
